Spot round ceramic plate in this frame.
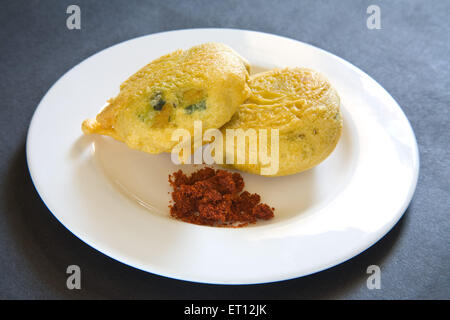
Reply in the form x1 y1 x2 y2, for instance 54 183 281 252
27 29 419 284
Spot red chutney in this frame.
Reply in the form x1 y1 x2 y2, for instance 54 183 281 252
169 167 274 227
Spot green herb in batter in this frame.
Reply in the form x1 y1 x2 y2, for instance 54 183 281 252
184 100 206 114
150 92 166 111
137 107 155 124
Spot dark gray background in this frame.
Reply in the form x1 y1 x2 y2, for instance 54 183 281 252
0 0 448 299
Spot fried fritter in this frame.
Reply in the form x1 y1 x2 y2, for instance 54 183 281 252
221 67 343 176
82 43 250 154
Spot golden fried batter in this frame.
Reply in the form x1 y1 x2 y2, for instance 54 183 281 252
221 67 343 176
82 43 250 154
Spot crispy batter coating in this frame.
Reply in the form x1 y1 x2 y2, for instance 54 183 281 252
82 43 250 154
221 67 343 176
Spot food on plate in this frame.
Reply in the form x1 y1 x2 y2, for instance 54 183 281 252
169 167 274 227
81 42 343 225
220 67 343 176
82 42 251 154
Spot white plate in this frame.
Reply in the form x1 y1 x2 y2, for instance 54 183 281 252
26 29 419 284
